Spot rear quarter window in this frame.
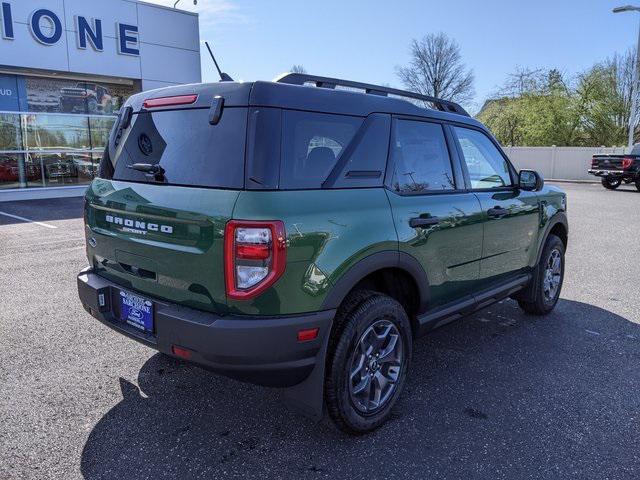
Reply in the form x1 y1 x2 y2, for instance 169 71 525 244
280 110 362 189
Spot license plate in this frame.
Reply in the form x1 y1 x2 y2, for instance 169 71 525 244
119 290 154 333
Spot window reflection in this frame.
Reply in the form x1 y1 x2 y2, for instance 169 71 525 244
453 127 512 189
0 154 36 189
391 120 456 193
27 152 95 187
0 114 109 189
0 76 136 190
23 114 91 150
0 114 22 151
89 117 116 150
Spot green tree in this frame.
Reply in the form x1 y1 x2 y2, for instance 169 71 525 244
478 55 637 147
575 52 632 146
478 69 580 146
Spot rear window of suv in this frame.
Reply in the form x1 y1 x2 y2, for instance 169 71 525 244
110 107 247 189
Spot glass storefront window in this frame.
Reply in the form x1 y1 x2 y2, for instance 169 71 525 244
23 114 91 151
0 153 32 190
0 74 138 191
89 117 117 149
26 152 95 187
0 113 23 150
2 114 112 189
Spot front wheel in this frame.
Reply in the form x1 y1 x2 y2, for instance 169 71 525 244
518 234 565 315
601 177 621 190
325 292 412 434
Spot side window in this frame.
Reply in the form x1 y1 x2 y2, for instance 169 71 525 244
453 127 513 189
281 110 362 189
390 120 455 193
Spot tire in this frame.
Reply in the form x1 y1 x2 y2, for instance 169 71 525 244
325 291 412 434
635 178 640 192
518 234 565 315
601 177 621 190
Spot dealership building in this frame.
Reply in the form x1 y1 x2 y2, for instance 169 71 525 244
0 0 201 201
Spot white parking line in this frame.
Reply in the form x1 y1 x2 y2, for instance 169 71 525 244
0 211 57 229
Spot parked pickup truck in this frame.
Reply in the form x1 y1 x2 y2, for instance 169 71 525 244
589 145 640 190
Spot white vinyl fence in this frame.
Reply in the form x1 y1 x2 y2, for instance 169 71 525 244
502 146 627 181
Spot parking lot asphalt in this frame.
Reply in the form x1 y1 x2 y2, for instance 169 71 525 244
1 182 639 480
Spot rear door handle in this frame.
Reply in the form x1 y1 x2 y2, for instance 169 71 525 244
409 216 440 228
487 207 509 218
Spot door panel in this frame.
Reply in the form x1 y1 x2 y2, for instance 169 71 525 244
449 125 540 285
386 119 484 308
387 192 484 308
474 190 540 282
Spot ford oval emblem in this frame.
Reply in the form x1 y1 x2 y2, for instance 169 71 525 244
138 133 153 156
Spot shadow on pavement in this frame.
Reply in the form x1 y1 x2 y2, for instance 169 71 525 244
80 299 640 479
0 197 83 225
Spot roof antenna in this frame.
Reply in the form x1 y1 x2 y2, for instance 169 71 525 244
204 42 234 82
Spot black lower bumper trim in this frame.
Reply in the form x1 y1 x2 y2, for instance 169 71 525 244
77 268 335 388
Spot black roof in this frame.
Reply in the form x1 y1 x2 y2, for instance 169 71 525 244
126 77 484 130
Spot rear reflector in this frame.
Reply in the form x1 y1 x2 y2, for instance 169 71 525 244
297 328 319 342
143 94 198 109
171 345 193 359
622 157 634 169
236 243 270 260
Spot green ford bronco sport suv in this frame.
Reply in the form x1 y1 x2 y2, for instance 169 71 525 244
78 73 568 434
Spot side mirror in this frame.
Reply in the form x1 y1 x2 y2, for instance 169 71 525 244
519 169 544 191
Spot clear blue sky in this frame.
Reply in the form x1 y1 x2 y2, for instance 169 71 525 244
157 0 640 113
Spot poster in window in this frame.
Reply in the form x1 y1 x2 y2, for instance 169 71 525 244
26 77 137 115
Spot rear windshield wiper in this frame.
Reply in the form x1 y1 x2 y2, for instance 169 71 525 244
127 163 165 182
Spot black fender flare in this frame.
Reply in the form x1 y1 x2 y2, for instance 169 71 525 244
283 250 429 421
320 250 430 314
535 211 568 264
514 211 568 304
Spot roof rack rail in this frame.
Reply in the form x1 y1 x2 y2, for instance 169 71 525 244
274 73 470 117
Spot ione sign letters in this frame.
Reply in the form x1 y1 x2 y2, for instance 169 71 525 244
0 2 140 56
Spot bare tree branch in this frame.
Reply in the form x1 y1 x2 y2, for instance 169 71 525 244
396 33 475 106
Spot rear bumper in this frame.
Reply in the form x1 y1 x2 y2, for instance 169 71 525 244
588 169 636 178
77 267 334 388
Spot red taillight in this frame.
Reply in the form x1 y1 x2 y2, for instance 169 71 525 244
143 94 198 109
591 157 598 168
622 157 634 169
224 220 286 300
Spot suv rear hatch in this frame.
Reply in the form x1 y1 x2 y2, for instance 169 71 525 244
85 83 252 314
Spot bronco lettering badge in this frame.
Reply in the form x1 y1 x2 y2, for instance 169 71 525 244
105 214 173 235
